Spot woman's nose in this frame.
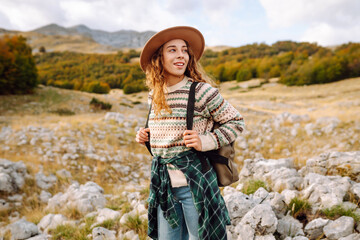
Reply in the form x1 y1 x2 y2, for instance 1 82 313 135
177 52 184 58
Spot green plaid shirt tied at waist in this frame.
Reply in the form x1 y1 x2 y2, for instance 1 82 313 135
147 150 231 239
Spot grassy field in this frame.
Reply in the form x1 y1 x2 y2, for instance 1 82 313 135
0 77 359 238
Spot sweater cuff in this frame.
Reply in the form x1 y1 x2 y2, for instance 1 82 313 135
199 133 218 152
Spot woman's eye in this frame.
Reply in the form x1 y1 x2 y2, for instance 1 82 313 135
169 49 175 52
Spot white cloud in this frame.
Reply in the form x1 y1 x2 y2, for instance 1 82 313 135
0 0 66 31
301 23 360 46
259 0 360 28
259 0 360 45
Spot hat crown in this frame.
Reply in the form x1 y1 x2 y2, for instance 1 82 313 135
140 26 205 72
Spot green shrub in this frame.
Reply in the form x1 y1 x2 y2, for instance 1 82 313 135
241 179 268 195
49 108 75 116
288 197 311 218
49 224 88 240
321 205 360 222
124 215 148 239
90 98 112 110
94 218 119 230
123 81 147 94
82 81 110 94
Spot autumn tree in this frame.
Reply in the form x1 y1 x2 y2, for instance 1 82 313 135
0 35 38 94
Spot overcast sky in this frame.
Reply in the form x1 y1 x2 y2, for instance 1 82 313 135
1 0 359 47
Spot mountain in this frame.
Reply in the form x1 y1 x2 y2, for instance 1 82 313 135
0 24 156 53
32 24 155 48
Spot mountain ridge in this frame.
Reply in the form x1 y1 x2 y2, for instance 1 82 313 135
0 23 157 53
31 23 156 48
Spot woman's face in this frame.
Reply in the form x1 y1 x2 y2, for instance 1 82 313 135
162 39 189 79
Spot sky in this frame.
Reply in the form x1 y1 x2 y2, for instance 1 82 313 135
0 0 359 47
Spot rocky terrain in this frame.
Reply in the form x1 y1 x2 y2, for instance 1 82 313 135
0 78 359 239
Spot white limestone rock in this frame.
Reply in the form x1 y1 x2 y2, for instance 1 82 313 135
27 234 52 240
323 216 354 240
300 151 360 181
254 235 276 240
38 214 67 233
281 189 299 205
351 182 360 199
301 173 351 209
284 237 309 240
56 169 72 178
94 208 121 225
277 215 304 239
92 227 116 240
235 204 278 239
304 218 329 240
46 181 106 214
0 158 27 193
35 173 57 190
339 233 360 240
9 219 39 240
224 191 257 223
0 199 10 211
39 190 52 203
253 188 287 218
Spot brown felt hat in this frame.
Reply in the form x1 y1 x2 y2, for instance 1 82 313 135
140 26 205 72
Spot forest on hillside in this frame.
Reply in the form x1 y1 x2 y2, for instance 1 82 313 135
1 35 360 95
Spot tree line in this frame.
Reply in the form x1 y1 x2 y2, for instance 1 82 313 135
35 50 146 94
1 35 359 95
201 41 360 85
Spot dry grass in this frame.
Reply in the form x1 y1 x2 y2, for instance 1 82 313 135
1 77 359 236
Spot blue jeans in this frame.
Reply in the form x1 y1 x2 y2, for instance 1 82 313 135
157 186 199 240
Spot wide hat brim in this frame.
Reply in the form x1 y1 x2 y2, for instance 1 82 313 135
140 26 205 72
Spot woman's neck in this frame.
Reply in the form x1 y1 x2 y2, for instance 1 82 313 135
166 74 185 87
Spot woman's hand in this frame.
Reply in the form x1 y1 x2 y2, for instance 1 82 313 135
136 128 150 145
183 130 202 151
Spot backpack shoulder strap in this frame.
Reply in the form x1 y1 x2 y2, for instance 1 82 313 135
186 81 211 173
186 81 199 130
145 102 153 156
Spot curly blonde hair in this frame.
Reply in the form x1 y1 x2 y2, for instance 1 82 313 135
145 41 214 116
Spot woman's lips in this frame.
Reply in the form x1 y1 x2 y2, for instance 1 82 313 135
174 62 185 68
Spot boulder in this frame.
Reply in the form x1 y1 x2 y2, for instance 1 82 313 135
92 227 116 240
95 208 121 225
284 237 309 240
0 158 27 193
253 188 287 218
323 216 354 240
281 189 299 205
38 214 67 233
46 182 106 214
35 173 57 190
300 151 360 181
301 173 351 209
224 192 257 222
8 219 39 240
304 218 329 240
39 190 52 203
277 215 304 239
254 235 276 240
339 233 360 240
27 234 51 240
234 204 277 239
0 199 10 211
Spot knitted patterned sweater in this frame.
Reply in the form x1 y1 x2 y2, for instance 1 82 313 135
148 76 245 187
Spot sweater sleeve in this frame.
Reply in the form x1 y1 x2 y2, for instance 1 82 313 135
198 84 245 152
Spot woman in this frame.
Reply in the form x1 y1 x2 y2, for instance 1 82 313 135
136 26 245 240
